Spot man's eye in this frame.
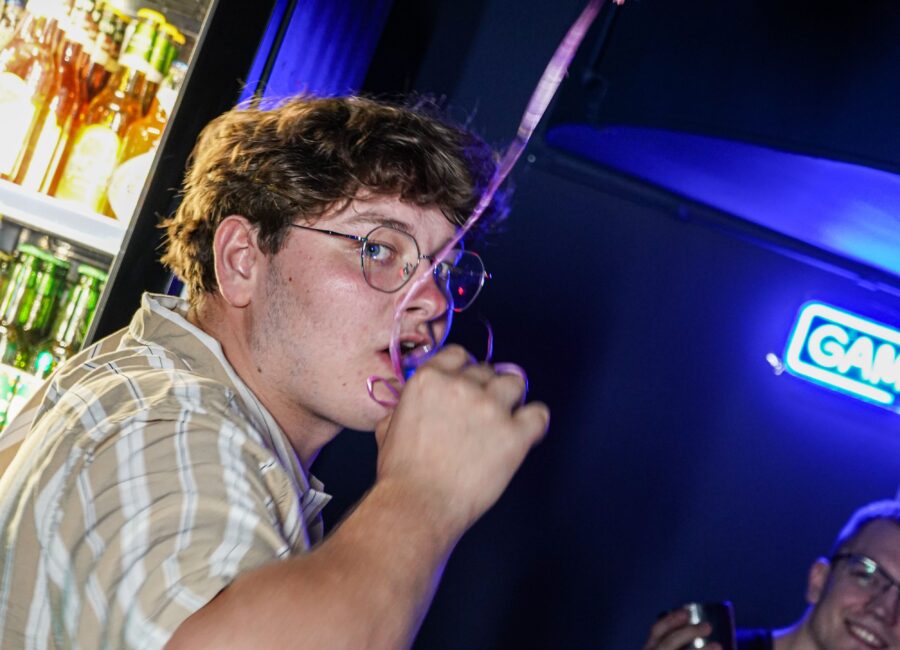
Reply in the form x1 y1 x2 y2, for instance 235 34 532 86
435 260 454 277
364 242 395 263
849 566 877 584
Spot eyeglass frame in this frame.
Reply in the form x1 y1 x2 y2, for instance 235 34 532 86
831 552 900 601
288 222 490 311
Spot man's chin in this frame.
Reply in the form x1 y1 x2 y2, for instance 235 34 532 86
344 396 396 433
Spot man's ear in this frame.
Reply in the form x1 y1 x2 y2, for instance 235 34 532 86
213 215 261 308
806 557 832 605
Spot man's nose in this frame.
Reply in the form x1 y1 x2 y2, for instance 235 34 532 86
400 264 450 321
868 583 900 626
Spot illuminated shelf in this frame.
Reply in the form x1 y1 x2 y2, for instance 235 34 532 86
0 179 127 257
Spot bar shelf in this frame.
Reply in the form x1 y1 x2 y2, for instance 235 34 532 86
0 179 126 257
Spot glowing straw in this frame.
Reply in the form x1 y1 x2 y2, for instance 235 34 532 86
368 0 620 405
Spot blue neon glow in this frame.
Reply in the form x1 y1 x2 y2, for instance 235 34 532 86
784 302 900 409
545 125 900 280
240 0 393 102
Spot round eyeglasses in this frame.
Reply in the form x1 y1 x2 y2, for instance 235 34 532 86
290 223 490 312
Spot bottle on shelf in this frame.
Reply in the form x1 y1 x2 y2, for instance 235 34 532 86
30 262 106 379
49 0 77 67
64 0 97 79
53 7 163 214
119 59 184 162
0 0 26 50
12 244 69 370
0 249 14 308
0 243 39 429
0 242 68 370
15 2 88 192
0 0 61 182
82 2 128 102
106 47 185 220
0 240 69 430
139 20 181 116
0 244 44 368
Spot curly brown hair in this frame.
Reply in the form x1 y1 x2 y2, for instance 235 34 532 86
160 95 509 302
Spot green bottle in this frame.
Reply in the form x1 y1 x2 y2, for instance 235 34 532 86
31 263 106 379
0 244 45 368
8 245 68 370
0 249 15 304
0 243 61 429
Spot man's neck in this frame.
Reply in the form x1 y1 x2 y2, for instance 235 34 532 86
188 298 341 471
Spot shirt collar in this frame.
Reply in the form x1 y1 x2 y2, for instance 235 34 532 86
135 293 332 524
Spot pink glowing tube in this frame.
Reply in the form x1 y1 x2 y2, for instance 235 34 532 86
368 0 622 407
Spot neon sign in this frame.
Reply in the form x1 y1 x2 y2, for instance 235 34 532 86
784 302 900 409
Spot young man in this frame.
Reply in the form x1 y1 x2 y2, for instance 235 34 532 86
644 499 900 650
0 96 549 648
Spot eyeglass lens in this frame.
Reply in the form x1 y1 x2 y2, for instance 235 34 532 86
842 555 900 597
361 226 485 311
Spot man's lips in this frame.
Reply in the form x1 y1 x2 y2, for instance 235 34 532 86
381 334 434 362
847 619 890 649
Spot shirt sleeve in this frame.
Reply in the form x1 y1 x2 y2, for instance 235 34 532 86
51 413 302 650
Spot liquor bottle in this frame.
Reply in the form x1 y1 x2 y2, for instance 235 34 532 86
119 60 181 157
0 0 61 181
30 262 106 379
0 243 68 429
9 245 69 370
50 0 78 67
0 0 26 50
82 4 128 101
65 0 97 78
0 244 47 367
0 244 38 429
106 58 185 220
53 9 161 213
139 21 181 116
118 7 163 58
0 249 13 302
15 10 86 192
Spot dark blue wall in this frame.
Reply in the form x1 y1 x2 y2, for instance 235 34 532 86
313 1 900 647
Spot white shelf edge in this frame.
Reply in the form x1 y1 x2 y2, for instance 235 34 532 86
0 179 128 257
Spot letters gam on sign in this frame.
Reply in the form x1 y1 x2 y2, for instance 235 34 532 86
784 302 900 410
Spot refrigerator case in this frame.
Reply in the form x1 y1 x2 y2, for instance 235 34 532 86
0 0 277 423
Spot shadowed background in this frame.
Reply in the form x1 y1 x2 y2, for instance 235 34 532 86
301 1 900 647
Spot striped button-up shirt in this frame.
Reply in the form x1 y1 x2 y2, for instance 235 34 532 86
0 293 330 649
